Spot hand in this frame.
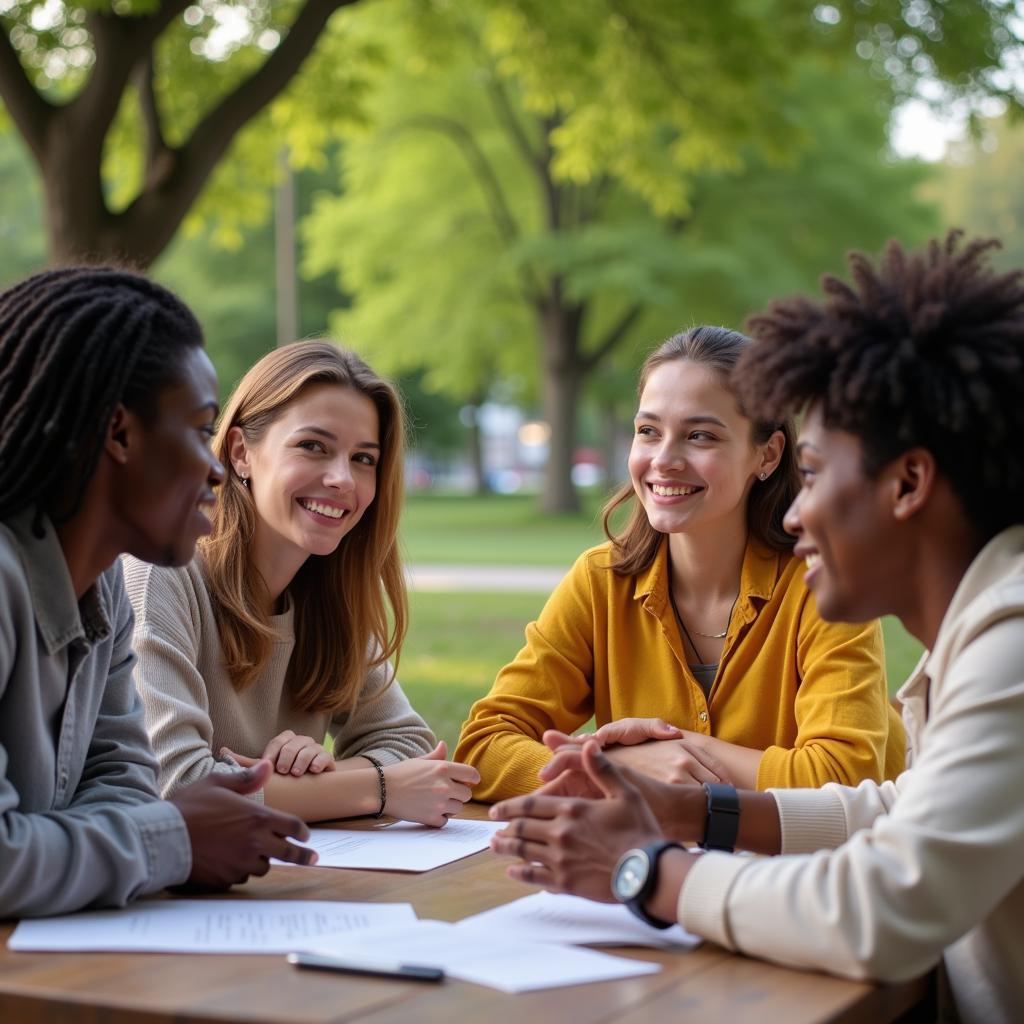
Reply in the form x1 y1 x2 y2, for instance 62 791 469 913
543 718 683 752
490 741 664 902
383 741 481 827
603 736 733 786
170 760 317 889
536 744 707 843
261 730 335 776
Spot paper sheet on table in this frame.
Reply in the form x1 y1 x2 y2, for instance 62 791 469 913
8 900 416 954
299 920 661 992
273 819 506 872
457 891 702 949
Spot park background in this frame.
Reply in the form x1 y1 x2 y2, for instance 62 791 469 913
2 1 1022 748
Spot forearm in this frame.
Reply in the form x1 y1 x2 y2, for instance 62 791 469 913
654 784 782 855
261 767 382 823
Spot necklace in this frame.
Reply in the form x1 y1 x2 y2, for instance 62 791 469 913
668 591 736 661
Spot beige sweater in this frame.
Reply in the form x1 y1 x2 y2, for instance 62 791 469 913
679 527 1024 1024
122 556 435 797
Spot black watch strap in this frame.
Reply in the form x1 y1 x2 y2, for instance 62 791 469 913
700 782 740 853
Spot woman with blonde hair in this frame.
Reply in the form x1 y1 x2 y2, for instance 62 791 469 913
125 341 477 825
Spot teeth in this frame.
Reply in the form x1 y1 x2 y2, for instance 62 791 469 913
652 484 700 497
805 554 821 569
301 499 346 519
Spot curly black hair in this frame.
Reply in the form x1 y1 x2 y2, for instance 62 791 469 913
0 266 205 530
734 231 1024 541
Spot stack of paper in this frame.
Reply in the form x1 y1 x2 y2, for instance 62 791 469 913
8 900 416 954
457 891 701 949
273 819 506 872
296 920 662 993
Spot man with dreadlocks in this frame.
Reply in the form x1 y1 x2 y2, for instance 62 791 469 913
0 267 316 918
489 232 1024 1023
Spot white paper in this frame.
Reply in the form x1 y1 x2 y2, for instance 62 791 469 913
457 891 701 949
8 900 416 954
274 819 506 872
299 920 661 992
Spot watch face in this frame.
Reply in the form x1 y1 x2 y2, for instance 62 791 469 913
613 851 648 901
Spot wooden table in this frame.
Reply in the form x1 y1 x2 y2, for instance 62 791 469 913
0 807 928 1024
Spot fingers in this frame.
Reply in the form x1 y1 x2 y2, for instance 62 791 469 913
443 761 480 785
490 794 565 822
211 758 272 793
272 837 318 867
288 742 332 776
582 740 636 799
542 729 585 752
220 747 259 769
490 833 551 864
538 747 585 781
261 730 294 766
507 861 556 889
421 741 446 761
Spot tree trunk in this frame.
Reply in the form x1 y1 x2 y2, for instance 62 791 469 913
466 405 490 496
538 296 583 514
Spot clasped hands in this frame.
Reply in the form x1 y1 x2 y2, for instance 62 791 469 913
489 723 708 904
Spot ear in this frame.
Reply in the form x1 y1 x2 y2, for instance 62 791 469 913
104 403 136 466
756 429 786 480
226 426 251 478
888 447 937 521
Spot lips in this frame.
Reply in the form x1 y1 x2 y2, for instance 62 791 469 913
298 497 349 520
649 482 703 497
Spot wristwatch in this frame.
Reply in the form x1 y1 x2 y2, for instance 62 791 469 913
611 840 682 929
699 782 740 852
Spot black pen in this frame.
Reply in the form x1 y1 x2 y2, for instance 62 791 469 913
286 951 445 982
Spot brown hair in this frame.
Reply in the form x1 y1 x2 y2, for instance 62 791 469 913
200 341 408 715
602 325 799 576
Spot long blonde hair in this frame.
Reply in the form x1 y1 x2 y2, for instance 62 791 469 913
603 326 798 576
200 341 408 715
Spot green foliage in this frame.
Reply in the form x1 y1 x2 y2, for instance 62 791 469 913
303 4 939 416
928 113 1024 270
0 132 45 284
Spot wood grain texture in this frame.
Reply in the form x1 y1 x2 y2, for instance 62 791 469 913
0 804 926 1023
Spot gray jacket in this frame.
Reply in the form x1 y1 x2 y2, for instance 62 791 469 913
0 509 191 918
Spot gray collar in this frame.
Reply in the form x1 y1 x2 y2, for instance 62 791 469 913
5 507 111 655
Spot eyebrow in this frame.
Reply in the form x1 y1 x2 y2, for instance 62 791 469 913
291 425 381 450
795 441 822 456
197 401 219 416
633 411 728 428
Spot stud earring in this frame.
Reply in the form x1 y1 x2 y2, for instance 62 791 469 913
759 472 767 481
240 473 250 489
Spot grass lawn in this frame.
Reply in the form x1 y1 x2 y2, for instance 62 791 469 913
400 491 609 566
401 588 925 752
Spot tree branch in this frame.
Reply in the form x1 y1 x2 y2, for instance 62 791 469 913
485 74 542 173
135 47 172 189
0 25 52 160
398 113 520 245
581 303 643 373
116 0 357 262
180 0 355 187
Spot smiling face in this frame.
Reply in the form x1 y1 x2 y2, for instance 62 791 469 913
628 359 776 539
118 346 225 567
230 382 380 589
783 403 900 623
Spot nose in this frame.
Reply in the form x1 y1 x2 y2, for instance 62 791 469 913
208 451 226 487
323 456 355 492
782 489 803 538
650 438 684 473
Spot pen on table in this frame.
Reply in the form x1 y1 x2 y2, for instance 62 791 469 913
286 951 445 982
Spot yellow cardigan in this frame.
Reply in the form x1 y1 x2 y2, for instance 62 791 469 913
455 538 906 801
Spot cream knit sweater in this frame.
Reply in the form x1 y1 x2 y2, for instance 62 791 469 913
122 555 436 797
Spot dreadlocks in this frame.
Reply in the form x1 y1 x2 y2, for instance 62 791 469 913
0 266 204 529
734 231 1024 541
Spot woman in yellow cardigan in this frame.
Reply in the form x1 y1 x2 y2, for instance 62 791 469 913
455 326 905 801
